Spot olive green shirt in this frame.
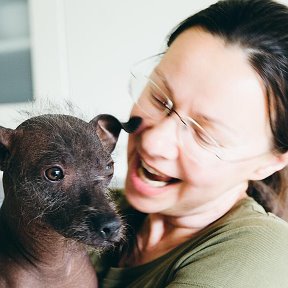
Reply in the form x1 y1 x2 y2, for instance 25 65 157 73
91 196 288 288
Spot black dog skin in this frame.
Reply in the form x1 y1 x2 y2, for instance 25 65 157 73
0 113 140 288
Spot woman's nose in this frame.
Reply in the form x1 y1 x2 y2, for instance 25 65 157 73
140 116 180 160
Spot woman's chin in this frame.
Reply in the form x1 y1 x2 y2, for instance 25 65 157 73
124 184 169 213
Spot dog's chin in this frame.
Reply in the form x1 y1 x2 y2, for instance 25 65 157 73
50 210 124 249
62 227 123 250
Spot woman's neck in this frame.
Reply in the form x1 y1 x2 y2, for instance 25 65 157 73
122 185 248 266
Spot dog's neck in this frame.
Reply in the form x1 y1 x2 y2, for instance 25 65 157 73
0 200 98 288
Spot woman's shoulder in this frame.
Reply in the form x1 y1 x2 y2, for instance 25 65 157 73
179 196 288 263
217 196 288 238
168 197 288 287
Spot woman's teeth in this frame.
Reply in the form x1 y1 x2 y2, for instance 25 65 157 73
138 160 175 188
138 167 167 187
141 160 164 176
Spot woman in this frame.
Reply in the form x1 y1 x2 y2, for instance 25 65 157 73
92 0 288 287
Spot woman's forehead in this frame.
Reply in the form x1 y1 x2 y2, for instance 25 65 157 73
156 28 269 140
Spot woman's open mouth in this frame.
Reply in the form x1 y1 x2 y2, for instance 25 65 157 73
138 159 180 187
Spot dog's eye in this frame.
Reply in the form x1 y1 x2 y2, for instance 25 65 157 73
105 161 114 171
45 167 64 181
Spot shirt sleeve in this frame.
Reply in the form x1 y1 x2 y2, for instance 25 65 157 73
165 214 288 288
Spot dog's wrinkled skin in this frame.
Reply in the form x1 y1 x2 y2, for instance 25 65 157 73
0 113 140 288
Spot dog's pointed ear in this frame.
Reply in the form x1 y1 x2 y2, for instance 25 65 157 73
90 114 142 153
0 126 14 171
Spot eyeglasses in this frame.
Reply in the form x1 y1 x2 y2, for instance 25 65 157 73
129 54 272 162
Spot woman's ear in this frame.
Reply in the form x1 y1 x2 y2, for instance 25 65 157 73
250 151 288 181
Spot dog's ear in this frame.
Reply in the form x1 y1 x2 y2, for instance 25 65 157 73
0 126 14 171
90 114 141 153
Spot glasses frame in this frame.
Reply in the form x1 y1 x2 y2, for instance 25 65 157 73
129 54 274 163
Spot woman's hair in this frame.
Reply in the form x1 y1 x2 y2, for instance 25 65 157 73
167 0 288 220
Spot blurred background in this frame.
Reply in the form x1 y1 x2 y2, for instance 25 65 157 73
1 0 287 201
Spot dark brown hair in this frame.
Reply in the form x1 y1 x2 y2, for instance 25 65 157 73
167 0 288 220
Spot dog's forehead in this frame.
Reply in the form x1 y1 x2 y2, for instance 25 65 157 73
18 115 90 137
18 114 87 130
14 114 105 156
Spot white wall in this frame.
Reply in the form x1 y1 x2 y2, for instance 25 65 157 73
1 0 288 194
0 0 218 192
62 0 218 186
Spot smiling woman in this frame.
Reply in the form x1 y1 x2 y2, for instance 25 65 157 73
91 1 288 287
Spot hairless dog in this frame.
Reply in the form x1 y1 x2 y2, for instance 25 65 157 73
0 113 140 288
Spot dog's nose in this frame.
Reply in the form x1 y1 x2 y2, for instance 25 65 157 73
99 218 121 240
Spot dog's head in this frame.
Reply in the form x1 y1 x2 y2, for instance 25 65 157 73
0 113 140 248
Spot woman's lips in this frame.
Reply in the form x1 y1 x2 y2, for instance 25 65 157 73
127 153 181 197
138 161 169 188
137 159 180 188
140 159 180 186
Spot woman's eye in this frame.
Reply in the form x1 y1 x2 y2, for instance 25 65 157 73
149 82 172 110
150 94 168 109
149 91 173 115
45 167 64 181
